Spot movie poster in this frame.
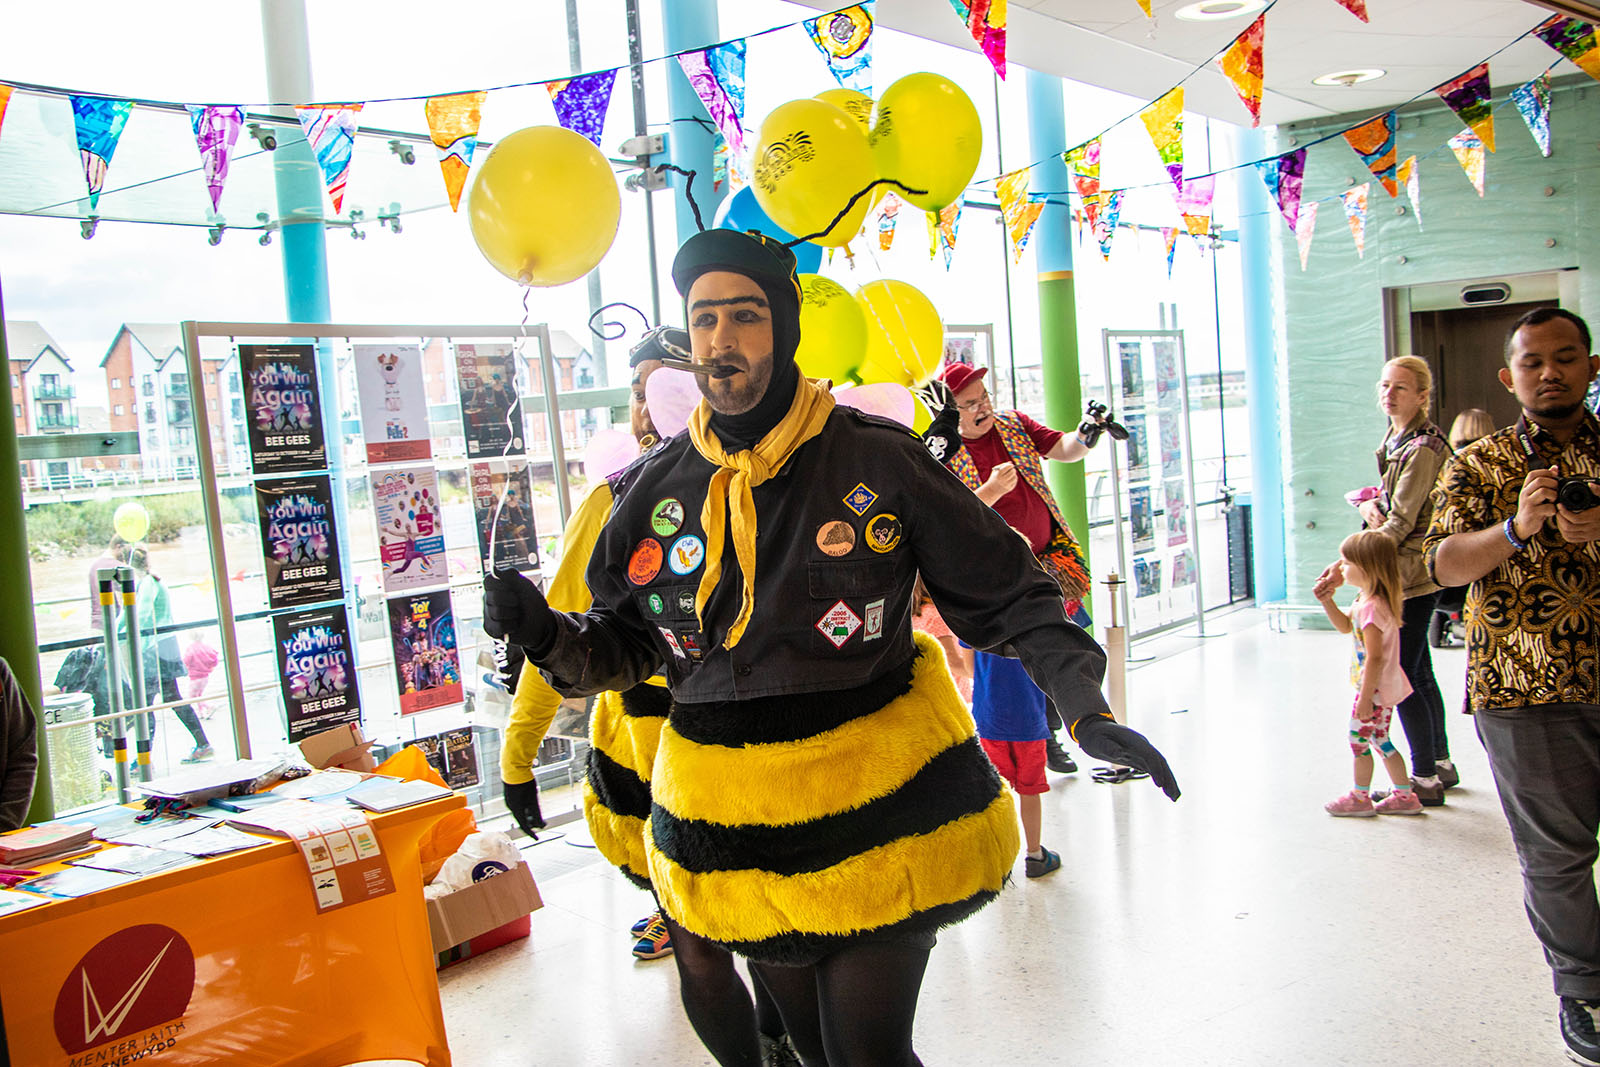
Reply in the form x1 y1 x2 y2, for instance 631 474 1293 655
387 589 463 715
442 727 480 789
456 343 524 459
1129 485 1155 553
256 475 344 608
241 343 326 474
372 467 449 593
353 343 432 465
1122 414 1149 480
1154 340 1181 411
1118 341 1144 402
273 605 362 743
1160 412 1185 479
1164 478 1190 548
1171 548 1197 589
470 462 540 575
1134 556 1163 598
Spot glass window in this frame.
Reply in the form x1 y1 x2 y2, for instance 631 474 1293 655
111 377 121 389
114 404 125 416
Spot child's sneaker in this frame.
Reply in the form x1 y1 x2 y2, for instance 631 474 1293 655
1324 790 1376 817
1024 847 1062 878
631 912 673 960
1375 788 1424 815
630 910 658 936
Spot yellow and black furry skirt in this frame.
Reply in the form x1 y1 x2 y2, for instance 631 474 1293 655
646 632 1021 966
583 681 671 889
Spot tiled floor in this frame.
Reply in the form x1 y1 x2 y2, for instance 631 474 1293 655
433 611 1566 1065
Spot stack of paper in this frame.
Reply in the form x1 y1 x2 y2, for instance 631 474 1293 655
0 824 95 865
344 777 452 813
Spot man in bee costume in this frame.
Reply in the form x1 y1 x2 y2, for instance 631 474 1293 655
485 228 1179 1066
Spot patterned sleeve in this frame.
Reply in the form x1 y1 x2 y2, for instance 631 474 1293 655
1424 447 1494 582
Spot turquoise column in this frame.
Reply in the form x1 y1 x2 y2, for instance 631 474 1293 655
1023 72 1090 586
660 0 723 244
1233 127 1285 602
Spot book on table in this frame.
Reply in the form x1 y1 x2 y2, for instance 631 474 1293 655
0 824 94 865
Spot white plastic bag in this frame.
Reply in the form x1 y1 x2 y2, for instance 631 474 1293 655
432 829 522 891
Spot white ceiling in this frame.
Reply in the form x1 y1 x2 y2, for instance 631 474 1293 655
791 0 1581 124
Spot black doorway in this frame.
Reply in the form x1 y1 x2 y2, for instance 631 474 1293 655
1410 299 1555 435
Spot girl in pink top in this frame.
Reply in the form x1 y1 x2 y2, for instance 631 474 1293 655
1313 531 1424 817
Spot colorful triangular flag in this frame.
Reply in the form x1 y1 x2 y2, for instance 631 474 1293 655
878 191 900 251
678 41 748 161
996 167 1043 261
547 70 617 148
1217 14 1265 127
1341 183 1369 258
184 106 243 214
1254 148 1306 231
1063 139 1103 234
1296 201 1318 271
1137 0 1153 16
1097 190 1124 261
931 201 961 268
1334 0 1368 21
70 96 133 211
1178 175 1216 240
1533 14 1600 82
1341 111 1398 197
1512 75 1553 157
948 0 1007 79
804 3 875 92
424 91 486 212
1434 63 1495 153
1140 88 1185 195
0 85 13 143
295 104 364 214
1397 156 1422 229
1448 128 1486 197
1162 226 1179 277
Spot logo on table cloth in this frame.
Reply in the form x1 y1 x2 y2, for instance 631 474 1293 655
842 483 878 516
815 520 856 557
628 538 664 585
668 535 705 576
864 598 885 641
54 924 196 1055
650 498 685 537
815 599 862 648
865 514 902 553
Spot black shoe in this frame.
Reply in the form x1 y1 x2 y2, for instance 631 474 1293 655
1045 738 1077 774
1436 759 1460 790
1560 997 1600 1065
1412 776 1447 807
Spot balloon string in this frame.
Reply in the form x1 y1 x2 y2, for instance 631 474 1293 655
785 179 928 248
589 302 650 342
655 164 707 233
856 213 927 385
488 286 534 571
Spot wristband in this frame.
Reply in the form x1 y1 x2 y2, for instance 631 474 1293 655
1504 516 1528 552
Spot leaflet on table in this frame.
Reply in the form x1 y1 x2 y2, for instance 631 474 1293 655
353 343 432 464
68 845 195 876
241 343 327 474
0 888 49 915
223 798 395 913
373 467 449 592
15 866 137 898
138 759 286 802
470 461 540 575
257 475 345 608
273 604 362 744
163 825 274 857
270 768 368 801
344 776 452 813
388 589 464 714
456 343 525 459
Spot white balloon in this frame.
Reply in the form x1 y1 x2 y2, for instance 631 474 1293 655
583 429 640 481
643 367 703 440
832 381 915 428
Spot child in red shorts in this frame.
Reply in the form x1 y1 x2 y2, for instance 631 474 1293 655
971 649 1060 878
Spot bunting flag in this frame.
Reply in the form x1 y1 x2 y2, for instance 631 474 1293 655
1448 128 1486 196
1217 14 1265 127
1533 15 1600 82
1137 0 1152 16
185 105 244 213
1072 207 1085 247
947 0 1007 79
295 104 363 214
1341 111 1399 197
678 40 748 161
996 167 1043 261
878 192 900 251
424 91 486 212
1178 174 1216 240
1296 201 1318 271
1140 88 1185 195
1341 183 1369 258
1335 0 1369 21
1254 148 1306 230
1512 75 1552 157
546 69 617 147
804 4 875 92
1063 139 1102 234
1162 226 1178 277
70 96 133 210
0 85 13 143
1434 63 1495 152
1398 155 1422 229
931 201 961 268
712 133 731 192
1097 190 1124 261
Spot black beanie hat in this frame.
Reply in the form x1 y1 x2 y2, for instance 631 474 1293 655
671 229 802 363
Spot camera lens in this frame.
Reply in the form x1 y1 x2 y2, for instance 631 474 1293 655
1557 477 1599 512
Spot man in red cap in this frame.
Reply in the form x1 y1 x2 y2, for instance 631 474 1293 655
935 361 1107 773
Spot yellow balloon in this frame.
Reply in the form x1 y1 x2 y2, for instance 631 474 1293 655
814 88 873 136
113 501 149 543
869 73 983 213
796 275 868 382
753 99 877 248
854 280 943 387
910 394 933 435
467 125 621 287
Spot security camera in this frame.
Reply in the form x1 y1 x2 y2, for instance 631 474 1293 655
389 140 416 165
247 123 277 151
207 225 226 246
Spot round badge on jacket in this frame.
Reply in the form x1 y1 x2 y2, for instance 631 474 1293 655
816 520 856 557
865 513 902 553
668 535 705 575
628 538 664 585
651 498 685 537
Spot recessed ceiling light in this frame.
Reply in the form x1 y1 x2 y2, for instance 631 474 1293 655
1313 68 1387 87
1174 0 1267 21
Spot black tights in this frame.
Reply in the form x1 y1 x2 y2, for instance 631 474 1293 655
751 940 931 1067
661 914 762 1067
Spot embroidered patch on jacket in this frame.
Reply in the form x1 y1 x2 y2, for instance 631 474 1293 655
676 629 705 661
646 592 665 616
677 587 698 617
628 538 664 585
843 483 878 516
865 513 902 553
659 626 687 659
815 599 863 648
651 498 685 537
668 534 706 575
864 597 885 641
816 520 856 557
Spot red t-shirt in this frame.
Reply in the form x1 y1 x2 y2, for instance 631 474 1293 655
963 413 1064 553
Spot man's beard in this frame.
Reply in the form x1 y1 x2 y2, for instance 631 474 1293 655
1530 397 1586 421
697 358 771 415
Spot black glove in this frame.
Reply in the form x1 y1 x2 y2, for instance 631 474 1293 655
920 380 961 467
483 568 558 652
503 778 546 838
1073 714 1180 800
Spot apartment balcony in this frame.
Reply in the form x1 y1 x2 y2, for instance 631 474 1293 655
35 412 79 431
33 382 74 401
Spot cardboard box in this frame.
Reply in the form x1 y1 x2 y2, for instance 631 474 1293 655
298 723 378 771
426 861 542 955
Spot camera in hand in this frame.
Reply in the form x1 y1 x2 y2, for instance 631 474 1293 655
1557 476 1600 512
1079 400 1130 448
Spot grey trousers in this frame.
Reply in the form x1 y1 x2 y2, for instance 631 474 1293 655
1477 703 1600 998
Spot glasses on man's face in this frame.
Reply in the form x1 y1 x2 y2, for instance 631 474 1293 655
957 391 991 412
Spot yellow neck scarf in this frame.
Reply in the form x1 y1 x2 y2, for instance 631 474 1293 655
688 377 835 648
